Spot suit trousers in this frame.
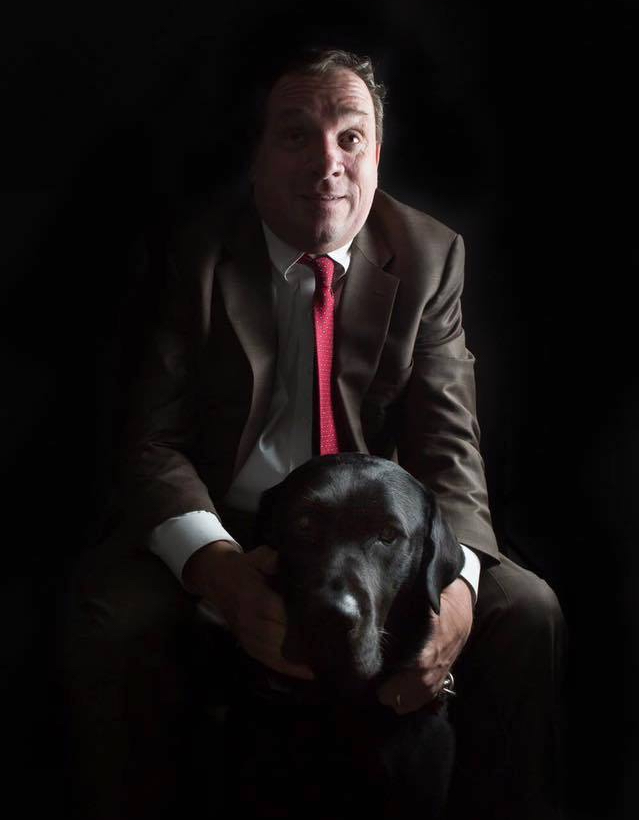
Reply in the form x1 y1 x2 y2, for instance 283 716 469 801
57 511 567 820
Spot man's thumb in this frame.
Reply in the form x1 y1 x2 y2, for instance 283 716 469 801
248 544 278 575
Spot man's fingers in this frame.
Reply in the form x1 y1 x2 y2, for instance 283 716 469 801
243 582 287 625
377 669 444 715
232 576 315 681
247 646 315 679
226 548 285 625
247 544 279 575
377 577 472 715
378 685 435 715
239 622 315 680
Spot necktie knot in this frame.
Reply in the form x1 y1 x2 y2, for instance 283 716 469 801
299 253 335 291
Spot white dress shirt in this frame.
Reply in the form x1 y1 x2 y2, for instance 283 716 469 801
149 221 481 603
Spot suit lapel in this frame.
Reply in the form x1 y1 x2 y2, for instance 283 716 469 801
336 218 399 450
214 195 399 466
216 202 277 477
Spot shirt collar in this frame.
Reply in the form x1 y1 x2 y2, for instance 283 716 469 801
261 221 353 281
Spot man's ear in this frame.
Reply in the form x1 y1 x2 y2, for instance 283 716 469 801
424 492 465 614
375 141 381 167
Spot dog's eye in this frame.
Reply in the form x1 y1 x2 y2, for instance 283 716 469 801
295 515 311 531
379 526 398 544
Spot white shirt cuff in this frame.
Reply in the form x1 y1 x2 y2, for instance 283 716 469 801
148 510 240 584
148 514 481 612
458 544 481 606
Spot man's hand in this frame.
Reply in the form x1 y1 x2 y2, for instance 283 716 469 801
182 540 314 680
377 577 474 715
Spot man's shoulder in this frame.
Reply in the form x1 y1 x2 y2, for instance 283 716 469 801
370 189 459 247
358 189 460 272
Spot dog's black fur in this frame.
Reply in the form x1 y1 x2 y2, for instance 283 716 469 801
222 453 465 819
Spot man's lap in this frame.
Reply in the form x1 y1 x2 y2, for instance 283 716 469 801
59 531 564 699
58 531 566 818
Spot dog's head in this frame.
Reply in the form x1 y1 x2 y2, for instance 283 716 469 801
257 454 464 694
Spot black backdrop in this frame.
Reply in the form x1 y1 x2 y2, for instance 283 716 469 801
2 1 637 817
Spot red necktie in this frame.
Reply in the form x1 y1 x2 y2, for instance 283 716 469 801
299 253 340 455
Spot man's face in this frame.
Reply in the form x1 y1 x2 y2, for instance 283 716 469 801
252 68 381 253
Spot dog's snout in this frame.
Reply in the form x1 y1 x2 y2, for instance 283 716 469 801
310 588 361 628
314 561 369 625
330 591 361 626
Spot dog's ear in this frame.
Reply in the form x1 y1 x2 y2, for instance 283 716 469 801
255 481 284 549
424 493 465 615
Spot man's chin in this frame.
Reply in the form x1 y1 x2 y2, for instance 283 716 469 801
301 220 352 253
264 210 359 253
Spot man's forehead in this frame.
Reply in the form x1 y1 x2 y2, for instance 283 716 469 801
267 69 375 119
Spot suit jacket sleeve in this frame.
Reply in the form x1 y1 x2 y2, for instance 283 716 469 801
112 244 220 544
397 233 499 564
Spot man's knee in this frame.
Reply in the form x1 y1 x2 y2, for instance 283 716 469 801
472 554 568 665
58 532 192 676
505 568 565 637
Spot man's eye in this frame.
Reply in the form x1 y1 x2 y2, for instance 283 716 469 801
281 129 306 145
340 131 363 149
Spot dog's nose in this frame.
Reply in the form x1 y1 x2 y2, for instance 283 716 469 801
314 590 362 632
334 591 361 619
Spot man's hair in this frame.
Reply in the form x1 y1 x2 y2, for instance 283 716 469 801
255 47 387 144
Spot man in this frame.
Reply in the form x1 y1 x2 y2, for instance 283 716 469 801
61 48 566 820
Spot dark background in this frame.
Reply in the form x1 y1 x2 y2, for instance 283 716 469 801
2 1 637 816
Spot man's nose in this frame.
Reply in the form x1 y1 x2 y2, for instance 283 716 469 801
309 137 343 178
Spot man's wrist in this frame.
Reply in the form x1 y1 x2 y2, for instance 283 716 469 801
149 510 240 583
182 539 243 598
455 575 476 608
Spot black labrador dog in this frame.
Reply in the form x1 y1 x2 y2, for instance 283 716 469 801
222 453 464 819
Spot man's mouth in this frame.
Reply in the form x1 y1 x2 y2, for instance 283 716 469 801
302 194 345 201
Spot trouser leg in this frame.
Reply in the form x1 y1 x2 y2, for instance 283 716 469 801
445 554 568 820
56 532 198 820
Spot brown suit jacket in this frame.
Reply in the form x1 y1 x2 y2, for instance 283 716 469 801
117 188 499 564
